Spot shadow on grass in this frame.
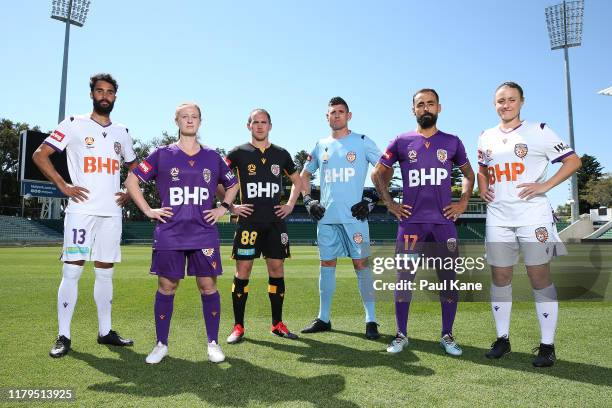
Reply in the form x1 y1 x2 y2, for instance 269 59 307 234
247 335 435 376
70 347 358 407
407 338 612 387
329 330 611 387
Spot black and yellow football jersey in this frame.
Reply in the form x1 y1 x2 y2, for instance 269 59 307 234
225 143 297 223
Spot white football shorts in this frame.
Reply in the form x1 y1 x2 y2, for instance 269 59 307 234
485 223 567 267
61 213 122 263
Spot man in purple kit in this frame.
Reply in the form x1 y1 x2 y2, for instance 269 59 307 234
372 88 475 356
125 102 239 364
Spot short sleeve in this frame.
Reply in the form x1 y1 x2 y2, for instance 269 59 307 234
304 143 319 174
477 131 487 167
452 137 469 167
283 148 297 175
378 137 399 168
225 147 238 169
364 136 383 166
539 124 575 163
132 148 160 182
122 128 136 163
218 153 238 190
43 118 72 152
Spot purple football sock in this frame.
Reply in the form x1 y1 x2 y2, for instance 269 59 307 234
440 290 458 336
154 291 175 345
201 291 220 343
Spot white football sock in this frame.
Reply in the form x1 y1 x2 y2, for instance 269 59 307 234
94 267 114 337
490 283 512 338
533 284 558 345
57 263 83 339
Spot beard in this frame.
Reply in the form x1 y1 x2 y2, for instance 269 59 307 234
416 112 437 129
93 98 114 115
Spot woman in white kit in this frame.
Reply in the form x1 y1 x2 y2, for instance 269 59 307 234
477 81 581 367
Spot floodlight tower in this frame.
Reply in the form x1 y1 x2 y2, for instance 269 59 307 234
545 0 584 223
51 0 91 123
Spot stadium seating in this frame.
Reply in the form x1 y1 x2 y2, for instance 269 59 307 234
20 218 488 245
0 215 63 243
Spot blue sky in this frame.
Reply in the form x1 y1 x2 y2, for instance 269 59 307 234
2 0 611 208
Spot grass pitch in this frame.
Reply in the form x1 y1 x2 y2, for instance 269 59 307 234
0 245 611 407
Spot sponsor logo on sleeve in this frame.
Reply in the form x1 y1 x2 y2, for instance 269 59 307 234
50 130 65 142
306 154 312 162
225 171 234 180
383 150 392 160
553 142 570 153
139 161 152 174
477 149 484 163
224 157 231 166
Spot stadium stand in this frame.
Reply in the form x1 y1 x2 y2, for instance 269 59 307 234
0 215 63 244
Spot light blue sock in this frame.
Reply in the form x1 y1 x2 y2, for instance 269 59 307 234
356 268 376 323
317 266 336 323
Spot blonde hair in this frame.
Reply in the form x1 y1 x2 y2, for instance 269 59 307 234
175 102 202 120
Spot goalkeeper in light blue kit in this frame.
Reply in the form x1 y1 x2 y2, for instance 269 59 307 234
298 97 382 339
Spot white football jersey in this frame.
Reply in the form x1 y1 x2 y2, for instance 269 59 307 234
44 114 136 216
477 121 574 227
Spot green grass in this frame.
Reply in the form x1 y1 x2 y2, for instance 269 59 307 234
0 245 611 407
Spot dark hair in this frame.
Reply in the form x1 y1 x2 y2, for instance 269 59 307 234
496 81 524 99
328 96 349 112
412 88 439 104
90 73 118 93
247 108 271 125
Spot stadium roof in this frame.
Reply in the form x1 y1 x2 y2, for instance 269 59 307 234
598 86 612 96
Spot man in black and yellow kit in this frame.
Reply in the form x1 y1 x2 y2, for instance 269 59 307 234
224 108 303 343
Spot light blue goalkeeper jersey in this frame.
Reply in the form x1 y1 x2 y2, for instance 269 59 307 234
305 132 381 224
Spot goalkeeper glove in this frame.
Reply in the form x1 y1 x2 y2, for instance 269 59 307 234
304 195 326 221
351 190 380 221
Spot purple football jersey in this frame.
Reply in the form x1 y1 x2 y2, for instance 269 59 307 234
133 144 237 250
379 131 469 225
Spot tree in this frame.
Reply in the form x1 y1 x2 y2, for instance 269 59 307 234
451 165 462 186
556 203 571 217
581 173 612 208
0 119 40 212
293 150 313 178
576 154 603 213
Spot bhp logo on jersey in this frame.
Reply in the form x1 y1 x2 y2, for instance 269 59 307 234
487 162 525 184
169 186 209 205
407 168 448 187
324 167 355 183
246 182 279 198
84 156 120 174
